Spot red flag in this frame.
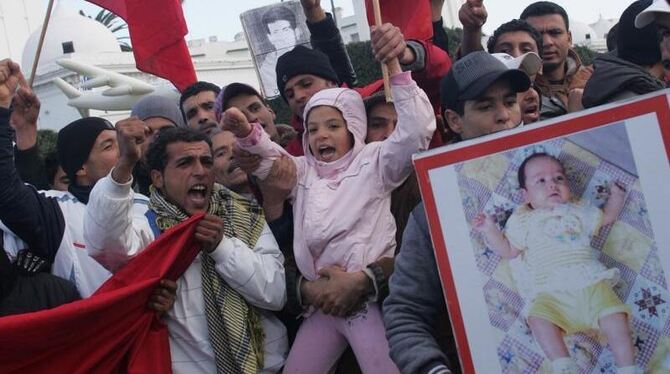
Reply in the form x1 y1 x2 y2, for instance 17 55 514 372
86 0 197 92
0 214 204 373
365 0 433 41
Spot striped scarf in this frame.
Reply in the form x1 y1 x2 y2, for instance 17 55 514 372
149 184 265 374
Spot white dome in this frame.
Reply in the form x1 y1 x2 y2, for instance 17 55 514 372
21 4 120 74
590 15 618 39
570 20 600 46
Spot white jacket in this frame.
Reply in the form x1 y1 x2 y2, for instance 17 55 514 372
84 173 288 373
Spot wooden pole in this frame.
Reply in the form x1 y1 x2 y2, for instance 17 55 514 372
29 0 56 88
371 0 392 103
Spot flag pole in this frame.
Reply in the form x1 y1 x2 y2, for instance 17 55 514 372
371 0 392 103
29 0 56 88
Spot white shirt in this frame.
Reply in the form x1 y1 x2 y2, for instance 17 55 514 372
84 173 288 373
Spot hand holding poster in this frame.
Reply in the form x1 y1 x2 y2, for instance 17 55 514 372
241 2 311 98
414 91 670 373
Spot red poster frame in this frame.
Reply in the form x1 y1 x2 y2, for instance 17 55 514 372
413 92 670 373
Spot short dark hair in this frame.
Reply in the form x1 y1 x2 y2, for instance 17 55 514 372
179 81 221 118
145 127 211 173
517 152 564 189
520 1 570 31
221 83 264 111
261 6 296 34
487 19 544 59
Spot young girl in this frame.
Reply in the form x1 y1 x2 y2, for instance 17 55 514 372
474 153 636 374
222 57 435 373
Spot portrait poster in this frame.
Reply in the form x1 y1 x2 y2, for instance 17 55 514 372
241 1 311 99
414 91 670 373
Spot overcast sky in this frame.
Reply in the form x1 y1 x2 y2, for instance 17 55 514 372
61 0 638 42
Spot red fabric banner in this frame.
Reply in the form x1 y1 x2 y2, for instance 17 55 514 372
0 214 204 373
86 0 197 92
364 0 433 41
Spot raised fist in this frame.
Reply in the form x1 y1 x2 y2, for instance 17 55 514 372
115 117 149 166
0 59 26 109
459 0 487 32
221 107 253 138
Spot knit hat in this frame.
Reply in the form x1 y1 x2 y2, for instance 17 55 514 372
131 95 185 128
440 51 531 111
617 0 662 66
57 117 115 183
275 45 340 100
635 0 670 28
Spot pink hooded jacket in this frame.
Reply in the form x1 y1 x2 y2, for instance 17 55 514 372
238 72 435 280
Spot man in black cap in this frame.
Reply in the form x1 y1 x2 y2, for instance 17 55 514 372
274 45 340 156
383 51 531 374
440 50 530 140
0 59 176 310
583 0 666 108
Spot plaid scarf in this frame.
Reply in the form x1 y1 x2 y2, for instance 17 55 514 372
149 184 266 373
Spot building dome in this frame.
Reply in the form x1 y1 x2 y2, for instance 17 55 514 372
21 3 120 74
570 20 600 46
590 14 618 39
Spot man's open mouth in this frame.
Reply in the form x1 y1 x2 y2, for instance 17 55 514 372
188 184 208 205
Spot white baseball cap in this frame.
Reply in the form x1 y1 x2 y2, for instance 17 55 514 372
491 52 542 77
635 0 670 28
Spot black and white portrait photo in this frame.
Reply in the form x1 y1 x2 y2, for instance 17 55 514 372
241 1 311 98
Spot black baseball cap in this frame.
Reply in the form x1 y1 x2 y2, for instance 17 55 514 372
440 51 531 111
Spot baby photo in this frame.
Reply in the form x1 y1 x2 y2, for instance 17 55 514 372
455 123 670 373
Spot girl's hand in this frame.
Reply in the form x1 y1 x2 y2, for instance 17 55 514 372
221 107 252 138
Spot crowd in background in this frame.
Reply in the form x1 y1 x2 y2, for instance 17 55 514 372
1 0 669 373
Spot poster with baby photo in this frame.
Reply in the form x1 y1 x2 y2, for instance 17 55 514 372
241 1 311 99
414 90 670 373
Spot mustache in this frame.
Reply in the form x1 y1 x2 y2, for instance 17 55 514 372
227 159 240 173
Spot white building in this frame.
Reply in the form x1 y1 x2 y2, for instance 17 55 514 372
590 14 617 42
8 2 261 130
569 16 617 53
570 20 603 51
336 0 371 44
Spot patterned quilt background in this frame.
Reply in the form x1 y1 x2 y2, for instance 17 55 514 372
455 135 670 373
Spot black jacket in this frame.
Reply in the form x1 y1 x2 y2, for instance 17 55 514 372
0 248 79 317
308 13 358 88
0 107 65 269
583 52 666 109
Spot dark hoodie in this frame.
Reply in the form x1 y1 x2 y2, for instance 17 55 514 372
582 52 666 109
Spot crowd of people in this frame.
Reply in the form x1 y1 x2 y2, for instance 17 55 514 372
1 0 669 373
